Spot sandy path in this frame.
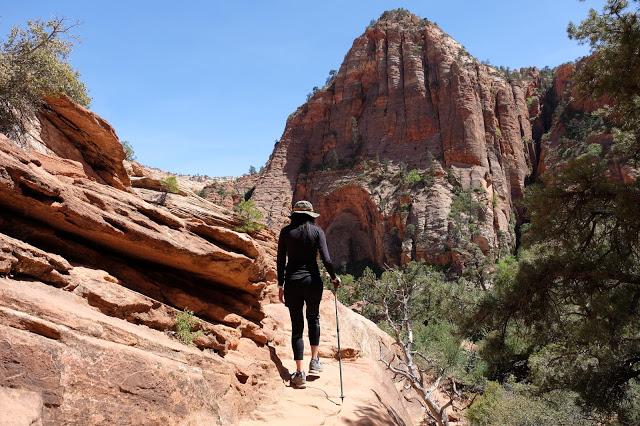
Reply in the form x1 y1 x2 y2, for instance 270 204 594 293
239 292 412 425
240 353 407 425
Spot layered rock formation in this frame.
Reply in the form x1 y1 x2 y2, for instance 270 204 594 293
0 96 423 424
18 95 131 190
252 11 538 271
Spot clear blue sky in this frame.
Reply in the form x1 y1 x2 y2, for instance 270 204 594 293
1 0 605 177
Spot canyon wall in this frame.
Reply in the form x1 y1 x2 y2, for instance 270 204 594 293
252 11 539 271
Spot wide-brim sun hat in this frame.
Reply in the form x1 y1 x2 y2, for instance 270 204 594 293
291 200 320 218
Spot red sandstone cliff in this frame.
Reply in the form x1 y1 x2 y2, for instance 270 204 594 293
252 11 537 271
0 96 425 424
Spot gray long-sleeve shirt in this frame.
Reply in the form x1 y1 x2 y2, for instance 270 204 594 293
277 222 336 287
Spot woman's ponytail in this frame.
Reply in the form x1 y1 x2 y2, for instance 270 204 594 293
291 214 315 244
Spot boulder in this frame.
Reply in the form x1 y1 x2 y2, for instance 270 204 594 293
39 95 130 189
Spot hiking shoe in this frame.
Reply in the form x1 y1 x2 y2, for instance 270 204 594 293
309 358 323 374
290 371 306 388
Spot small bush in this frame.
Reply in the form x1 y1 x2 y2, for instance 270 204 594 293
306 86 320 101
405 223 416 236
334 273 355 295
161 176 180 194
325 69 337 85
583 143 603 158
175 309 203 346
403 169 423 186
423 174 435 187
121 140 135 160
450 190 482 221
233 200 265 233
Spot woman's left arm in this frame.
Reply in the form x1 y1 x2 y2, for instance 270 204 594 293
318 228 337 283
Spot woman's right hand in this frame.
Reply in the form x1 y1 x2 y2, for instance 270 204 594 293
278 287 285 304
331 276 341 289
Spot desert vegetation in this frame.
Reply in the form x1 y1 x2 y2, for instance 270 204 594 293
161 176 180 194
121 140 136 160
233 199 265 233
0 18 90 137
174 309 203 346
333 1 640 424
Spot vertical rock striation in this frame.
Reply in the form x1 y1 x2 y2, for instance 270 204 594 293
252 11 537 270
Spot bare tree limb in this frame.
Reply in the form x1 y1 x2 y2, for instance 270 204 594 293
23 18 79 57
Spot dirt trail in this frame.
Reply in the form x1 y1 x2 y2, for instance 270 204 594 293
239 291 416 425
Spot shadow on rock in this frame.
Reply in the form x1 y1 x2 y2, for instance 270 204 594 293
268 345 291 382
343 389 407 426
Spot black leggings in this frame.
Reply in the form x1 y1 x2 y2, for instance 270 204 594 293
284 275 324 360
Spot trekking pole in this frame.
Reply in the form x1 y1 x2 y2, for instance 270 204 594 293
333 287 345 402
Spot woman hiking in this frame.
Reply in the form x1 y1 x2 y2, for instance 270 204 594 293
277 200 341 388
